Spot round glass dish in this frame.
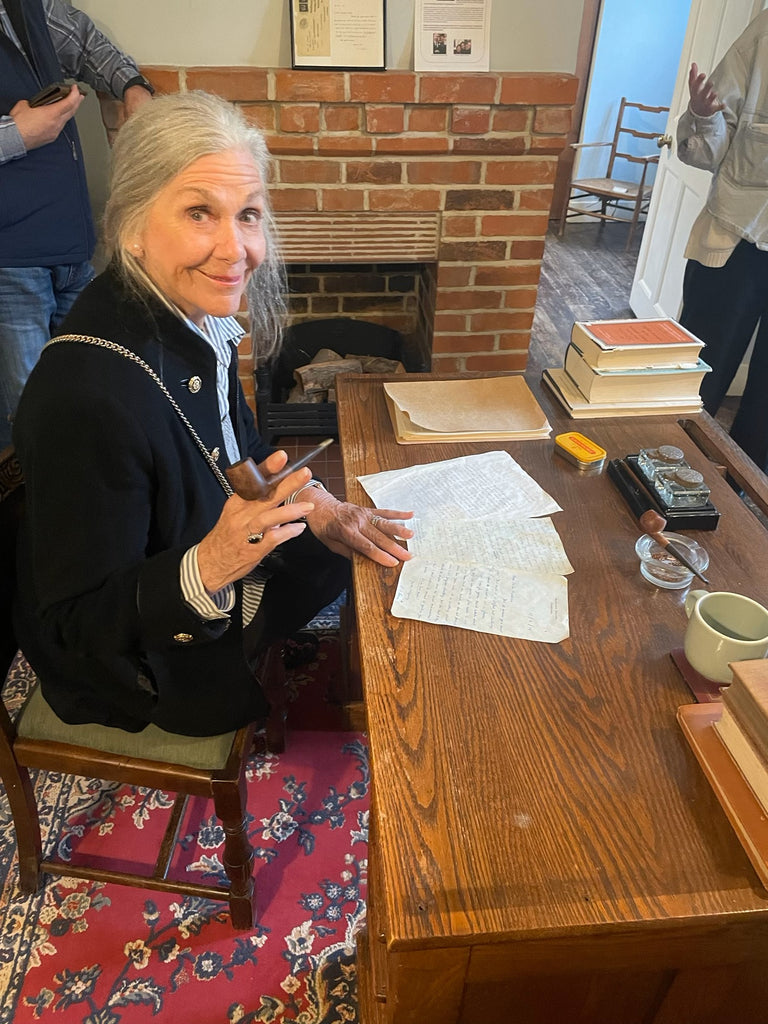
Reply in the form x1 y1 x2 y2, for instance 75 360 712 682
634 532 709 590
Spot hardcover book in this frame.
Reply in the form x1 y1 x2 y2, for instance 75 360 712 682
542 367 704 419
570 318 705 370
563 344 711 403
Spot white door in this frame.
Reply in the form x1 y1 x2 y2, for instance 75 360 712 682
630 0 764 319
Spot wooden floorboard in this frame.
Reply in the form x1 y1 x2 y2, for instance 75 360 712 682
527 221 639 381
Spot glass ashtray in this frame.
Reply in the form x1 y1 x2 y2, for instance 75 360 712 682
635 532 709 590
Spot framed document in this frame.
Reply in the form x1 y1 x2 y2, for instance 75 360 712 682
290 0 386 71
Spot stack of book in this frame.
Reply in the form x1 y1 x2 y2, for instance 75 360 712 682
542 318 711 418
713 660 768 815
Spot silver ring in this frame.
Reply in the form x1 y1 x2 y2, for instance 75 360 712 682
370 514 383 529
247 532 264 544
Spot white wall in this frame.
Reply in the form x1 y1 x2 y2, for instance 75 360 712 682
74 0 585 73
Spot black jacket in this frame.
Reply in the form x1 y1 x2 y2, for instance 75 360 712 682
13 265 275 735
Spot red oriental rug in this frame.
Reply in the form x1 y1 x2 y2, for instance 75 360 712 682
0 634 366 1024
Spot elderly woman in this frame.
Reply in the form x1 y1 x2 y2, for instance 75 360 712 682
13 91 412 737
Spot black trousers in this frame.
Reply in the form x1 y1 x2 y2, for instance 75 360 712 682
680 239 768 473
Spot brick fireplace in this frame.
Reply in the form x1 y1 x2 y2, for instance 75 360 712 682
141 65 577 411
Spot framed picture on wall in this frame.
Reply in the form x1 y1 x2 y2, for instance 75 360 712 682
289 0 386 71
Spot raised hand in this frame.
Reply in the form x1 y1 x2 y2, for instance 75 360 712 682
688 62 726 117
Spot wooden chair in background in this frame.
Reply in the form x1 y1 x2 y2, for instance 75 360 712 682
0 445 286 930
558 97 670 249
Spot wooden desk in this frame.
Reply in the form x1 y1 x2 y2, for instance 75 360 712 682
336 374 768 1024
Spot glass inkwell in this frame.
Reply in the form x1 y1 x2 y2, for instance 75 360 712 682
655 466 711 509
637 444 686 485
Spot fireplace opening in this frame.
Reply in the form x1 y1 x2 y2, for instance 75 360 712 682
255 316 428 444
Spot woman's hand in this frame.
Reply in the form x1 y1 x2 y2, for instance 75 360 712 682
688 62 725 117
196 451 315 593
299 487 414 567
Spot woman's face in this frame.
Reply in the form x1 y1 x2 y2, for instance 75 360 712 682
134 149 267 326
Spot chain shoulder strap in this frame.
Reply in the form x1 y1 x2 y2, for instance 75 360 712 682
46 334 234 497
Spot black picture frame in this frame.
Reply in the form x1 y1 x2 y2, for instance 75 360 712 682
289 0 386 71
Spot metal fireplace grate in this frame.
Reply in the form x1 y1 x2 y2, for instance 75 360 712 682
255 317 426 443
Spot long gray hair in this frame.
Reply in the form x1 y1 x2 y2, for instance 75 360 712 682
103 90 286 361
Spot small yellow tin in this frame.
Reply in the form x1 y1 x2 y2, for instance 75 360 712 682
554 431 607 471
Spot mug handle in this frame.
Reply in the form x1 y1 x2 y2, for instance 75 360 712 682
685 588 708 619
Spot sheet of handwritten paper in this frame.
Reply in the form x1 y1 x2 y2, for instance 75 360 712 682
358 451 571 642
358 450 561 521
391 561 569 642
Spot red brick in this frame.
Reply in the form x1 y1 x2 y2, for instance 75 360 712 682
366 106 405 134
434 312 469 332
280 104 320 133
322 189 365 211
518 187 555 211
347 162 402 184
419 75 498 105
481 213 549 236
318 137 374 156
475 264 542 286
274 71 345 102
466 353 528 371
279 159 340 184
438 290 502 310
509 239 546 260
485 160 556 185
369 188 442 211
492 108 529 132
471 311 534 331
376 137 450 155
408 106 449 132
407 161 480 185
240 103 275 131
442 215 478 238
264 135 315 155
436 266 472 287
497 334 535 355
534 106 572 133
270 189 318 211
503 288 539 310
528 136 569 155
439 240 507 262
349 73 416 103
430 354 462 372
185 68 268 100
445 189 515 211
451 107 491 134
499 73 577 106
454 136 527 156
433 333 500 353
324 105 362 132
140 66 180 95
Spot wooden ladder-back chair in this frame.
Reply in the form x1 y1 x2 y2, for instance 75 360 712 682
0 445 286 930
558 97 670 249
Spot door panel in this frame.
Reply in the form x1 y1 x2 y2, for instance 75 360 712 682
630 0 762 318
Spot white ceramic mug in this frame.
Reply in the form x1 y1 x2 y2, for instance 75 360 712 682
683 590 768 684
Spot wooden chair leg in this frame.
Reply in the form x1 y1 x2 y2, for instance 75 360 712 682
211 776 256 930
0 728 43 892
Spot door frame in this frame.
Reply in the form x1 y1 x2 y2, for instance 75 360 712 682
551 0 603 222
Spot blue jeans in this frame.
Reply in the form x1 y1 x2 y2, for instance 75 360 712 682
0 261 94 449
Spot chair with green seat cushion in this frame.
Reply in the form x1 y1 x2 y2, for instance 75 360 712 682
0 445 262 930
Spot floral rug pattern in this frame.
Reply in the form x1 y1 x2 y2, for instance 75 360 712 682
0 641 365 1024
